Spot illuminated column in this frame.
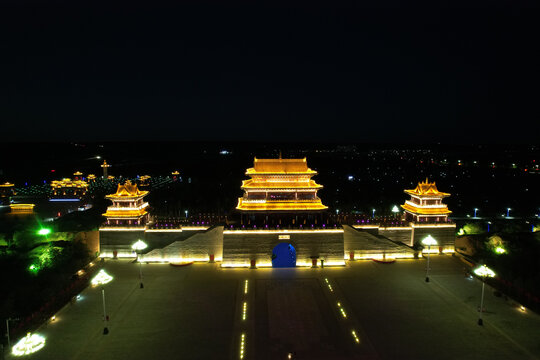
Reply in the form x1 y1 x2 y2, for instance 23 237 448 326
474 265 495 326
101 160 111 179
91 270 113 334
132 240 148 289
422 235 437 282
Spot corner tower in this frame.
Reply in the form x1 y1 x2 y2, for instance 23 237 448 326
103 180 149 227
401 179 451 223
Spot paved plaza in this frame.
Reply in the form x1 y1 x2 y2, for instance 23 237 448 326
11 256 540 360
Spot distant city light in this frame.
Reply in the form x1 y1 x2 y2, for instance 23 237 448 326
391 205 399 213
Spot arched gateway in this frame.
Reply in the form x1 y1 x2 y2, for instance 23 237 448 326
272 243 296 267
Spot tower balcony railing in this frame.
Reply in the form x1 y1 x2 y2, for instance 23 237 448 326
226 223 343 231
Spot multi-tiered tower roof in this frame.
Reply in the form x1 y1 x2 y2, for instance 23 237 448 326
401 179 451 223
103 180 149 226
236 157 328 212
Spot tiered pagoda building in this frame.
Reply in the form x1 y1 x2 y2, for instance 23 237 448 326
401 179 451 223
103 180 149 227
236 157 327 225
50 178 88 200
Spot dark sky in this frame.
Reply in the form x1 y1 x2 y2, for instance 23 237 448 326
1 1 539 143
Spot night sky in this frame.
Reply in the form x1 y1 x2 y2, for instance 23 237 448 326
1 1 538 143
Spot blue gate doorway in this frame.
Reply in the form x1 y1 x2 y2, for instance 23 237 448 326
272 243 296 267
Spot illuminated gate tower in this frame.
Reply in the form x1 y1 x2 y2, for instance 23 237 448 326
236 157 328 225
401 179 451 223
103 180 149 227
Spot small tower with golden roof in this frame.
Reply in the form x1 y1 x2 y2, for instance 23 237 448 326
103 180 149 227
401 179 451 223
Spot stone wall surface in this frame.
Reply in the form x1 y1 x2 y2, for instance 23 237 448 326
411 226 456 250
99 229 200 257
344 225 414 259
142 226 223 261
222 230 345 266
378 228 413 246
99 229 145 256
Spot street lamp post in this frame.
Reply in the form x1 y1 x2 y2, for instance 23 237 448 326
421 235 437 283
473 265 496 326
6 318 11 349
91 269 113 334
372 208 375 218
474 208 478 218
132 240 148 289
506 208 511 217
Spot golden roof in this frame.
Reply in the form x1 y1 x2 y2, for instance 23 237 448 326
73 171 83 176
87 174 96 179
404 179 450 197
10 203 35 213
51 178 88 188
241 179 323 189
0 182 14 187
171 171 180 175
106 180 148 198
236 198 328 211
103 208 148 218
246 158 317 174
401 203 452 215
101 160 111 167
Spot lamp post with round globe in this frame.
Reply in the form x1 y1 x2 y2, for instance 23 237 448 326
91 269 113 334
473 265 496 325
421 235 437 282
132 240 148 289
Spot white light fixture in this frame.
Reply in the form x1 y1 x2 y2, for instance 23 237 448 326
473 264 496 325
91 269 113 286
12 333 46 356
421 235 437 282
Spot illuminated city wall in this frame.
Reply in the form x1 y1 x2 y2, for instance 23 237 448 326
344 225 415 260
411 224 456 251
222 229 345 267
142 226 223 262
